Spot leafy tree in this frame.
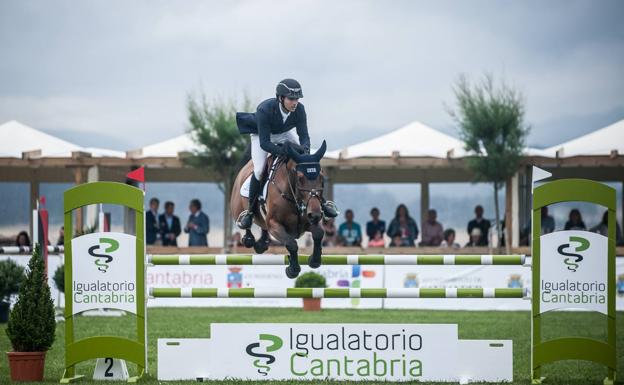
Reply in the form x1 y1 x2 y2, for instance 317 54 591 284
185 92 252 248
6 244 56 351
449 74 529 249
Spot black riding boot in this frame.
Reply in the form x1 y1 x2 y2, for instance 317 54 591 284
237 175 261 229
322 200 339 218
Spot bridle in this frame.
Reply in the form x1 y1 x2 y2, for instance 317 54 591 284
270 158 324 219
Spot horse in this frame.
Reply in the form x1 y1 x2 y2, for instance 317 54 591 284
230 141 327 278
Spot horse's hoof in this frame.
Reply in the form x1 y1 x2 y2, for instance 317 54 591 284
285 265 300 279
253 240 269 254
308 255 321 269
242 234 255 248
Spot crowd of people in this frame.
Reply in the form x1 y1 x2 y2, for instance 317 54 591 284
8 201 624 248
145 198 210 247
320 204 624 248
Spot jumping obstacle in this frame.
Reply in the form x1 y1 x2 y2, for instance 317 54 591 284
61 179 616 384
150 287 528 299
148 253 525 265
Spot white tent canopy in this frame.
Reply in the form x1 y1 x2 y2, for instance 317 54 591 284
546 119 624 157
136 134 198 158
326 121 468 159
0 120 124 158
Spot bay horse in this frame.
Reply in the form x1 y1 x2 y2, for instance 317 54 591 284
230 141 327 278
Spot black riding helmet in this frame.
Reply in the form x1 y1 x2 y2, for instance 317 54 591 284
276 78 303 99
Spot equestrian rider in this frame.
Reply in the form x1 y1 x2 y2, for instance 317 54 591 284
236 78 338 229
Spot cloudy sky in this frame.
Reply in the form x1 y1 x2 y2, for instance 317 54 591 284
1 0 623 151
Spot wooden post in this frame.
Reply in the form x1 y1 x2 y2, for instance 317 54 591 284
73 168 85 232
420 181 429 235
505 177 513 254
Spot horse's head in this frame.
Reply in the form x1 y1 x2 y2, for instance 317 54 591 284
286 140 327 225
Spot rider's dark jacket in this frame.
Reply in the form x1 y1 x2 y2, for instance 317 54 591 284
236 98 311 155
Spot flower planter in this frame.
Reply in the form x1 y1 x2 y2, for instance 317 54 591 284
7 351 46 381
302 298 321 311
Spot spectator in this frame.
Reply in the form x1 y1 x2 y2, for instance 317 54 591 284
564 209 586 230
387 204 418 246
366 208 386 245
389 232 405 247
590 210 624 246
15 231 30 247
322 218 338 247
338 209 362 246
467 205 490 246
146 197 160 245
159 201 181 247
368 230 385 248
441 228 460 248
541 206 555 234
465 227 482 247
420 209 444 246
56 226 64 246
185 199 209 247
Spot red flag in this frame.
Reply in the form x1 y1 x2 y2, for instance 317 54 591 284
126 166 145 183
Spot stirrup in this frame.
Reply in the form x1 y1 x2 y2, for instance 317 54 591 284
237 210 254 229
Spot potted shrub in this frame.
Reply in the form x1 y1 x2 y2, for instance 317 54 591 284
0 259 25 323
295 271 327 311
53 263 64 294
6 244 56 381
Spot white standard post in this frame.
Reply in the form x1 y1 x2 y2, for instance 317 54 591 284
98 204 105 232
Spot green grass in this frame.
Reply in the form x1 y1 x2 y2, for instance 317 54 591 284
1 307 623 385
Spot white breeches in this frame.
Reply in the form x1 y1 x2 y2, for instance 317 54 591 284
250 128 300 179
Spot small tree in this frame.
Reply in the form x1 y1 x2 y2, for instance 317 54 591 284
185 92 252 248
6 244 56 351
0 259 25 302
449 74 529 250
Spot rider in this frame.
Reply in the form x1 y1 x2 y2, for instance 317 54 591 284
236 78 338 229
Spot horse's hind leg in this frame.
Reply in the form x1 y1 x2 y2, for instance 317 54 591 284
241 229 255 248
308 223 324 268
253 229 270 254
268 220 300 278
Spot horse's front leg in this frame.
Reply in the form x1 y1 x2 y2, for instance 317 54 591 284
253 229 270 254
308 223 324 268
268 220 300 278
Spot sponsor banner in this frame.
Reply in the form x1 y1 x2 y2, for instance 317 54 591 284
540 231 608 314
147 257 624 311
71 232 137 314
207 323 459 381
148 264 383 308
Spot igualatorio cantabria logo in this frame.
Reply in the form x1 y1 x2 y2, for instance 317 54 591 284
246 334 283 375
557 235 589 272
89 237 119 273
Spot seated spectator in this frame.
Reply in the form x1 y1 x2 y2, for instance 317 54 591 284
541 206 555 234
146 197 160 245
564 208 586 230
389 232 405 247
465 228 482 247
368 230 385 248
15 231 30 247
184 199 209 247
56 226 64 246
467 205 490 246
338 209 362 246
159 201 181 247
441 228 460 248
420 209 444 246
590 210 624 246
387 204 418 246
366 208 386 245
322 218 338 247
